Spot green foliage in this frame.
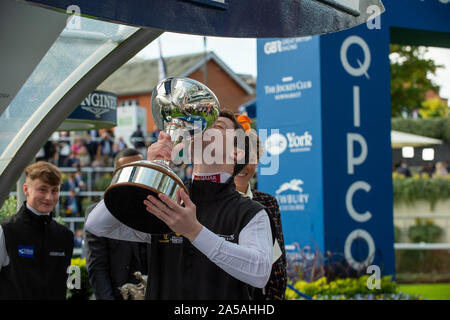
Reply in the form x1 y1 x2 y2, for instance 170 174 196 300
396 250 450 275
54 215 65 225
394 225 402 243
398 283 450 300
396 219 448 276
396 271 450 284
408 218 443 243
390 45 442 117
393 175 450 210
94 173 112 191
81 197 95 215
420 98 449 118
0 196 17 221
391 117 450 144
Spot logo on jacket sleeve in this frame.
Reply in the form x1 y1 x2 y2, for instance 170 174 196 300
49 251 66 257
217 234 235 242
18 245 34 258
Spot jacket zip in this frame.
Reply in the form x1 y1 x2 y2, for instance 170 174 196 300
43 220 49 298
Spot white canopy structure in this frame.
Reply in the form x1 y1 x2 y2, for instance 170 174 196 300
391 130 444 149
0 0 386 207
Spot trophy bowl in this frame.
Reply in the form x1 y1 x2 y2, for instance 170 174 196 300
104 77 220 234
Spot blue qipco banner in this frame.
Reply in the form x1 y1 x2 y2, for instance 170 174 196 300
257 25 395 275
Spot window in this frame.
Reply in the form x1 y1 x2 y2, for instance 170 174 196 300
422 148 435 161
401 146 414 158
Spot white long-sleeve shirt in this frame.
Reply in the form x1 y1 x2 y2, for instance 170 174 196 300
85 199 273 288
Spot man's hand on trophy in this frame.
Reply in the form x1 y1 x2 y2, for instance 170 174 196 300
146 132 173 161
143 189 203 242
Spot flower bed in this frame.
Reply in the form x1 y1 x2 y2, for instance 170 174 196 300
297 293 422 300
285 275 423 300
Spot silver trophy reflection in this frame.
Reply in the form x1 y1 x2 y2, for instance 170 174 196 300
104 77 220 234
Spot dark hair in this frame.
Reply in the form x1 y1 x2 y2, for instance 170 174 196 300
247 130 263 163
114 148 142 169
218 110 249 177
218 109 242 130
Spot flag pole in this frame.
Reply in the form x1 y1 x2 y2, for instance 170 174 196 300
203 36 208 85
158 38 167 81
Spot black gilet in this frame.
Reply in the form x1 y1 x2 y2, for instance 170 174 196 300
146 179 265 300
0 203 74 300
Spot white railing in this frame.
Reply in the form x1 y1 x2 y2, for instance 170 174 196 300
61 217 86 257
60 217 86 231
394 243 450 250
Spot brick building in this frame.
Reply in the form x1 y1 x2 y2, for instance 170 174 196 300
97 51 255 134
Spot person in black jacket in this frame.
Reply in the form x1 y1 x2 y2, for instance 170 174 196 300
0 161 74 300
130 125 147 157
84 148 148 300
85 110 273 300
234 117 287 300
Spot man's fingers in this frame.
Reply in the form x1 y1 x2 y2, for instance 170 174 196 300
146 131 173 161
157 193 178 211
143 199 172 225
176 192 183 206
144 198 167 216
156 145 172 159
158 131 172 142
146 195 171 212
178 189 194 209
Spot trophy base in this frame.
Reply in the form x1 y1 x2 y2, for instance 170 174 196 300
104 184 172 234
104 160 187 234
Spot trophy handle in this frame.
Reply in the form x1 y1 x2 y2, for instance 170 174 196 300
165 119 186 146
163 118 195 166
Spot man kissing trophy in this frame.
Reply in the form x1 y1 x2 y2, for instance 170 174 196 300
104 77 220 234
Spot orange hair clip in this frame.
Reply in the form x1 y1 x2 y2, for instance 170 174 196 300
236 114 252 132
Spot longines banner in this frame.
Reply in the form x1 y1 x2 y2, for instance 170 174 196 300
58 90 117 131
257 0 450 276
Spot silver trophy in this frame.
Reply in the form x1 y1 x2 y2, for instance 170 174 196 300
104 77 220 234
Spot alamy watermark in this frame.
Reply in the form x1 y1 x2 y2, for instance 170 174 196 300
366 5 381 30
66 265 81 290
164 123 282 176
366 264 381 290
66 5 81 30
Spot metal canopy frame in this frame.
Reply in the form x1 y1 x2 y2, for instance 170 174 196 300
0 27 163 206
0 0 386 207
24 0 384 38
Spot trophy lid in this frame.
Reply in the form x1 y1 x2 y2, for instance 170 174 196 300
151 77 220 135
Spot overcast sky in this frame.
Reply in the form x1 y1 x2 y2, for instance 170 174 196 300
137 32 450 99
